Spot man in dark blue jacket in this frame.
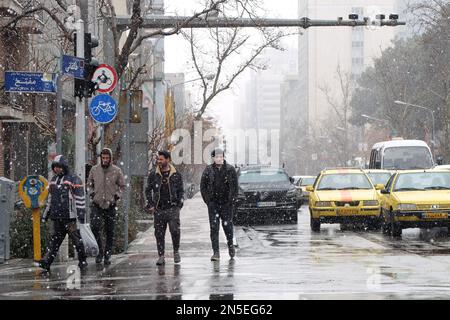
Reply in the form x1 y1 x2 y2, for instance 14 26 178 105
146 151 184 266
39 155 87 273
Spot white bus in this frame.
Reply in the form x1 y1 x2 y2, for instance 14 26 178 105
368 139 434 170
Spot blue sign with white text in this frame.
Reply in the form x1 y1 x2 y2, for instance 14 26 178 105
61 55 85 79
89 94 118 124
4 71 57 93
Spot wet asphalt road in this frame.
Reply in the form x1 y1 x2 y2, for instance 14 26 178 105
2 193 450 299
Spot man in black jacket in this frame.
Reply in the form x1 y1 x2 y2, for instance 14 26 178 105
146 151 184 266
39 155 87 273
201 148 238 261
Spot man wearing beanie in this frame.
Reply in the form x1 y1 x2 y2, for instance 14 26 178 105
200 148 238 261
87 147 125 265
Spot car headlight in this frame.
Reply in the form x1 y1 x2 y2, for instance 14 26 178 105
363 200 379 206
315 201 332 207
397 203 417 211
287 189 297 197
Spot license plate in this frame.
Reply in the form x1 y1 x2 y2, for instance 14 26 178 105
337 208 359 215
257 202 276 207
423 212 448 219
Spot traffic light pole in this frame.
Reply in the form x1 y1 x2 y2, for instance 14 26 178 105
115 15 406 30
75 19 86 189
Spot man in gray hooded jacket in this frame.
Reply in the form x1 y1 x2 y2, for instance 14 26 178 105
87 148 125 265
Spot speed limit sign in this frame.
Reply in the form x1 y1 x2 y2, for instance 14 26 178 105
92 64 118 93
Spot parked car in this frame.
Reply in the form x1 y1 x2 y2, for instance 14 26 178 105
234 165 298 225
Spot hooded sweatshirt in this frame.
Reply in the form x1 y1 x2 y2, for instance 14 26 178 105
87 148 126 209
43 155 86 221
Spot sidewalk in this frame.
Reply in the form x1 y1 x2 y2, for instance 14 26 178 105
128 192 229 257
0 192 233 299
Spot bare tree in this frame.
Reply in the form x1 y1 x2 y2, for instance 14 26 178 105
319 65 356 166
181 1 298 120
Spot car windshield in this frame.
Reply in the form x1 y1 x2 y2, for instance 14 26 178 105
394 172 450 191
367 173 392 185
317 173 373 190
383 146 433 170
300 177 316 186
239 169 289 184
293 177 301 184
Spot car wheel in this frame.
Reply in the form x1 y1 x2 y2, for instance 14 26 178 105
310 215 320 232
289 210 298 224
367 219 382 231
391 218 402 238
233 213 244 226
381 210 390 234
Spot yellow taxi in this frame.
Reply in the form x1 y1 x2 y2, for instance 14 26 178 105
379 169 450 237
363 169 394 189
307 168 383 232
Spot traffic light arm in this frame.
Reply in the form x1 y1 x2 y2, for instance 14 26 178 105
115 15 405 30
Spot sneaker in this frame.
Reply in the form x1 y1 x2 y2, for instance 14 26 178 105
156 256 165 266
95 255 103 264
104 256 111 266
210 253 220 261
38 260 51 273
174 252 181 264
228 246 236 258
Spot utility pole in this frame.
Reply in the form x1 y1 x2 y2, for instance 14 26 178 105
123 90 131 252
75 19 85 194
56 54 62 154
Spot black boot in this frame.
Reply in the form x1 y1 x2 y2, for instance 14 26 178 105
38 259 51 273
78 260 88 272
104 255 111 266
95 255 103 264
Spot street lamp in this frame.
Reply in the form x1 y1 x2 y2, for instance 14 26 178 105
361 114 396 132
394 100 436 155
165 73 215 89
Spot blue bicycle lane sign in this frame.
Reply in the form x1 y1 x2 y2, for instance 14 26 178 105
89 94 118 124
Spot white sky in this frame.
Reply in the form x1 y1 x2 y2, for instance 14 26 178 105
164 1 299 131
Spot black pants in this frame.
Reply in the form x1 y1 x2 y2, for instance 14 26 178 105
91 203 116 258
154 207 180 257
43 219 86 265
208 202 234 253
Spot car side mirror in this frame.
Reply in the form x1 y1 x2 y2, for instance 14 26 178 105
381 189 390 194
375 184 385 190
289 177 294 184
306 186 314 192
